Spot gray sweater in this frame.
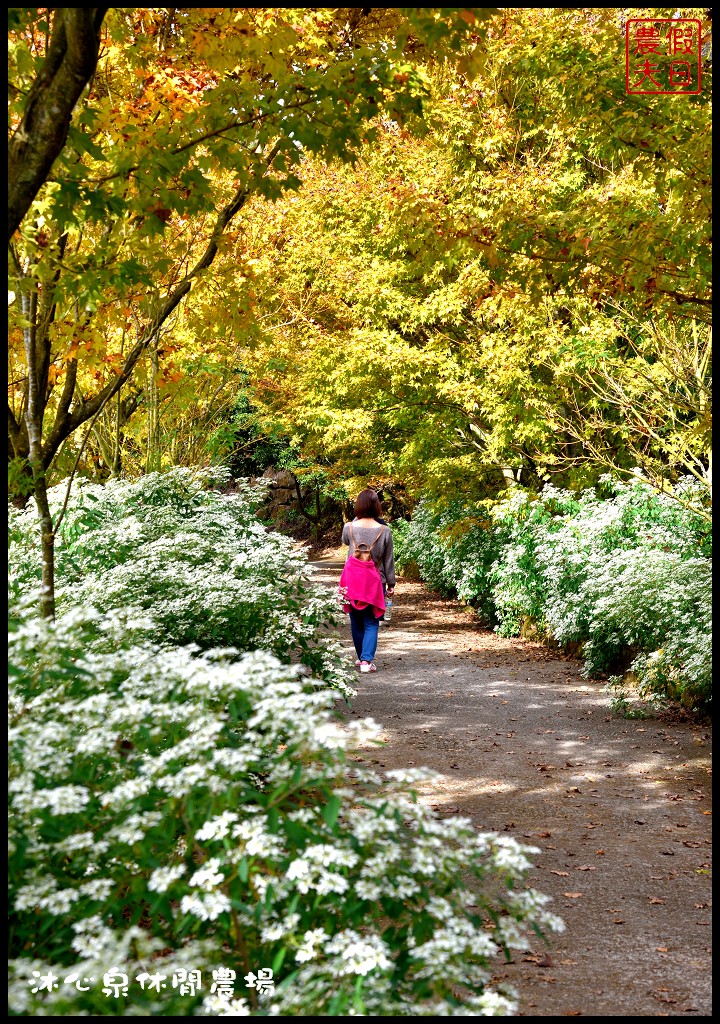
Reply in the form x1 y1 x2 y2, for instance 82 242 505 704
341 521 396 588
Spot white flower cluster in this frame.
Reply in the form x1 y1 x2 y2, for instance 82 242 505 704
9 468 354 699
396 477 711 706
9 604 563 1015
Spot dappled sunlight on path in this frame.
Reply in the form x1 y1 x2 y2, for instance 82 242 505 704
309 559 712 1018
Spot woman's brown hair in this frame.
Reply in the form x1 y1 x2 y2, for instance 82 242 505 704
354 488 382 519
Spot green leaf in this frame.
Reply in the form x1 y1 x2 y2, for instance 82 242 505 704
322 794 341 828
271 947 287 974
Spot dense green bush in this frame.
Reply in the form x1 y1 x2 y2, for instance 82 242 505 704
394 480 711 707
391 500 503 624
8 469 563 1016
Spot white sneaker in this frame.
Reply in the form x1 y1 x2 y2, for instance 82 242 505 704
359 661 376 673
355 659 361 667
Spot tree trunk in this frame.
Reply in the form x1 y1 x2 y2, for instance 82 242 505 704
314 483 321 542
21 286 56 618
501 466 522 487
112 329 125 476
112 390 123 477
35 475 57 620
145 339 161 473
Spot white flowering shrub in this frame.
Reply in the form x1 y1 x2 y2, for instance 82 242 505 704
395 480 711 706
9 608 563 1016
8 468 349 694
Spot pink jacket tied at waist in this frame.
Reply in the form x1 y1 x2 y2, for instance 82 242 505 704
339 556 385 618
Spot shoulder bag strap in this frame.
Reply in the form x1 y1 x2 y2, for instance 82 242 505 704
366 527 385 552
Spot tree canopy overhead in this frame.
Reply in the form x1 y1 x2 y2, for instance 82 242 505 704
8 7 712 548
8 6 499 480
199 7 711 502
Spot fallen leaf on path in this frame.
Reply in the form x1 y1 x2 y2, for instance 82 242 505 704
562 1011 582 1016
562 892 583 898
649 897 665 904
550 870 570 876
654 993 677 1004
558 959 578 965
682 840 701 847
576 865 596 871
656 946 668 952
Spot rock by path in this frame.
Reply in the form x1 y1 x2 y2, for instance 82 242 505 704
310 559 712 1018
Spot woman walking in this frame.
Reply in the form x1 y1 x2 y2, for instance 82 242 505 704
339 488 396 674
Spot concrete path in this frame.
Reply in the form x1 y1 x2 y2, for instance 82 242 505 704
310 560 712 1017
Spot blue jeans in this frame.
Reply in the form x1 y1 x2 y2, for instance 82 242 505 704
348 605 380 662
